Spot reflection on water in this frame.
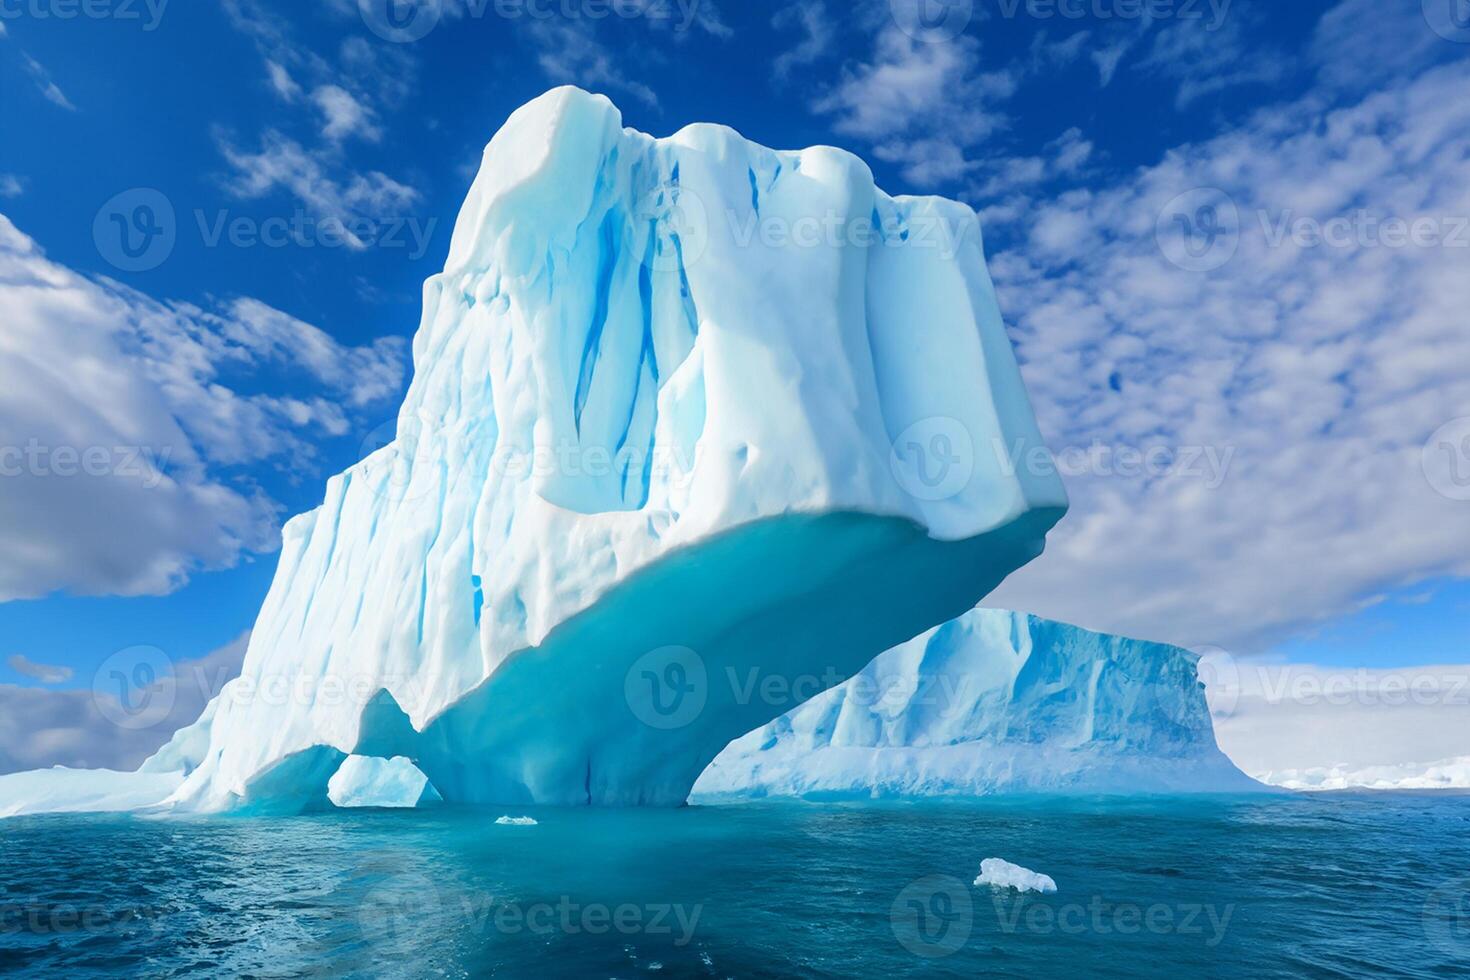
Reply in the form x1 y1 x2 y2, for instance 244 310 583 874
1 795 1467 977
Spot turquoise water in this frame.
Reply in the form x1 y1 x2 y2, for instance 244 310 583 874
2 794 1467 977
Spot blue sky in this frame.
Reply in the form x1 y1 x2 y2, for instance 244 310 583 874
1 0 1467 769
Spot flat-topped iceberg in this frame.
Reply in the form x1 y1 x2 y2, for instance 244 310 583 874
3 86 1063 816
694 609 1258 799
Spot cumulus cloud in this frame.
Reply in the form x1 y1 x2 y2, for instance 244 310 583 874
0 634 249 775
0 214 406 601
816 27 1018 186
220 0 418 220
312 83 382 143
981 15 1470 653
216 131 421 247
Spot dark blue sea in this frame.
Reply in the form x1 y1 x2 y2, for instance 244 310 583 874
2 794 1467 977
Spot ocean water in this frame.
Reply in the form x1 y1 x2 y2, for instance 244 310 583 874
2 794 1467 978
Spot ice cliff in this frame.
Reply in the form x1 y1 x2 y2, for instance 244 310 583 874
89 85 1069 813
693 609 1258 799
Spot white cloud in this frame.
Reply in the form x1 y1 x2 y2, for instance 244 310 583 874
1137 18 1286 108
525 19 659 108
0 174 22 198
216 130 420 247
22 54 77 112
0 214 406 601
815 27 1017 187
7 655 73 685
265 59 303 102
0 633 249 775
980 32 1470 654
312 83 382 143
220 0 417 216
772 3 835 80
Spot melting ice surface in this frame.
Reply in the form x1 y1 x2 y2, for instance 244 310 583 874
1 86 1068 816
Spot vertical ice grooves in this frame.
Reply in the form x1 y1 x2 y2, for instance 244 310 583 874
573 210 622 435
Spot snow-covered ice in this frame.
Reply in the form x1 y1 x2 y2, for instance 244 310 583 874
0 767 183 819
495 815 538 826
975 858 1056 894
693 608 1259 799
1253 757 1470 792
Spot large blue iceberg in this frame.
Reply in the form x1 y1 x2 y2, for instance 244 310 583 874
4 87 1070 814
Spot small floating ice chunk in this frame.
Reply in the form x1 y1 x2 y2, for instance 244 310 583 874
974 858 1056 894
495 815 537 826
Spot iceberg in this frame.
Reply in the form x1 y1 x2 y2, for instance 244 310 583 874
0 767 183 819
975 858 1056 894
693 609 1259 799
327 756 441 808
1 86 1064 816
